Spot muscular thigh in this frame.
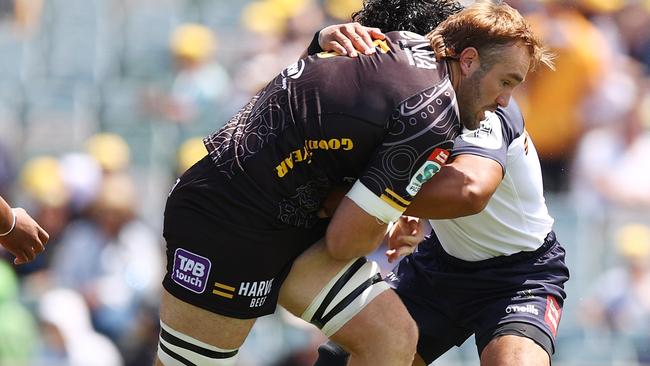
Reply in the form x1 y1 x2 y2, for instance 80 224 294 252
159 288 255 350
480 334 549 366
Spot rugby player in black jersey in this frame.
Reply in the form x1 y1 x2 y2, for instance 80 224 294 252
311 1 567 366
155 2 551 365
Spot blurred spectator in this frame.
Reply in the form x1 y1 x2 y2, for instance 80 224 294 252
238 309 327 366
175 136 207 175
143 22 231 135
611 2 650 71
58 152 103 215
12 0 43 35
0 141 13 200
234 0 325 95
515 0 612 191
85 133 132 176
48 173 163 363
571 76 650 211
580 223 650 363
0 259 39 365
323 0 362 21
37 288 124 366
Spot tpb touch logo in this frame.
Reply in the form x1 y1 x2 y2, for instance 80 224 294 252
172 248 211 294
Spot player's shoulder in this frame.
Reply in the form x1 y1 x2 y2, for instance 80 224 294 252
379 31 448 91
384 31 435 56
495 100 525 142
456 100 525 151
384 31 429 44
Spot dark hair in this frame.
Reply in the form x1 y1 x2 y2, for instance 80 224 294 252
351 0 464 34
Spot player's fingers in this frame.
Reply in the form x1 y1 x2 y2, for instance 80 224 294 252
38 226 50 244
385 245 415 263
340 25 369 56
24 247 36 262
394 245 415 261
385 248 397 263
398 235 421 247
14 250 31 265
332 30 356 57
368 27 385 40
326 41 348 56
32 240 46 254
352 25 377 55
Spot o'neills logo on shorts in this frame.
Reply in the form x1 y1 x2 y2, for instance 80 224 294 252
172 248 211 294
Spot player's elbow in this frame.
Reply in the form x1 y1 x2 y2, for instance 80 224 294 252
325 225 374 261
462 184 492 215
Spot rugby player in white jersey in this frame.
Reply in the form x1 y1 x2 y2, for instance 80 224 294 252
310 1 569 365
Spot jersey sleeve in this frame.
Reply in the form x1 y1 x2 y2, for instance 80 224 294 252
346 80 458 223
450 101 525 174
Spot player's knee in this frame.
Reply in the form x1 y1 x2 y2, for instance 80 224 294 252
300 257 390 336
386 309 419 356
157 321 240 366
345 295 418 361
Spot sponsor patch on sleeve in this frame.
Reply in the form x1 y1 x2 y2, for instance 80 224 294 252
406 148 449 196
171 248 212 294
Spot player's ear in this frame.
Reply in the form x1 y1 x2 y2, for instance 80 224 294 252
458 47 479 76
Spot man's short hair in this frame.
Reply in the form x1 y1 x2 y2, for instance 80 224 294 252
428 0 555 72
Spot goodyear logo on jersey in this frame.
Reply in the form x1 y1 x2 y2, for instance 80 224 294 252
172 248 211 294
276 138 354 178
406 148 449 196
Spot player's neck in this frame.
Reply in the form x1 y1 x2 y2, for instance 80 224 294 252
447 59 461 91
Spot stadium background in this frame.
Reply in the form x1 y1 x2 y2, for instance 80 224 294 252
0 0 649 365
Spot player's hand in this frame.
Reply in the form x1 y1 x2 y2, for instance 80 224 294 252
0 208 49 265
319 22 385 57
385 216 425 263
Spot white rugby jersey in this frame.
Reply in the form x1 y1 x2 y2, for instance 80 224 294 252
430 101 554 261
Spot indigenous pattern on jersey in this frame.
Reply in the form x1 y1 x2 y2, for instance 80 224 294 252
430 101 555 260
204 31 458 229
163 31 459 319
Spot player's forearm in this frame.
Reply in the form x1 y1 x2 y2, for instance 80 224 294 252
325 197 389 260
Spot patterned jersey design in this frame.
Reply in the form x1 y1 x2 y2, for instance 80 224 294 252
203 31 459 228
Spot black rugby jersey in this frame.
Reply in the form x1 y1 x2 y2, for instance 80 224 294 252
203 31 460 229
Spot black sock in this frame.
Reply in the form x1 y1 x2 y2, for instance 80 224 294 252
314 340 351 366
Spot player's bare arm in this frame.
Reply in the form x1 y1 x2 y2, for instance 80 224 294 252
326 197 390 261
0 196 49 265
404 153 503 219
